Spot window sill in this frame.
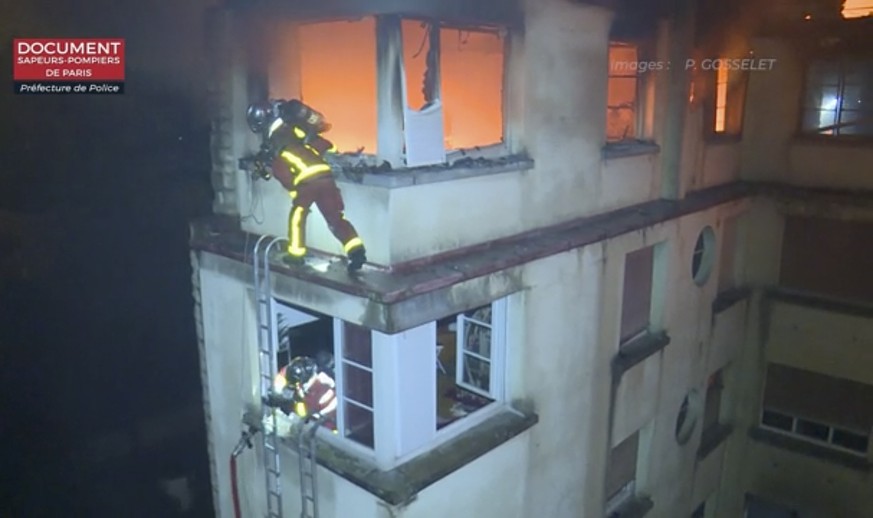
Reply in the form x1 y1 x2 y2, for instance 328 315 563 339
712 287 752 314
602 140 660 160
705 133 742 145
607 495 654 518
697 423 733 460
284 404 538 505
612 331 671 379
748 426 872 473
791 133 873 147
333 154 534 189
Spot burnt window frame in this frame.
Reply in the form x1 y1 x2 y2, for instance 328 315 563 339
605 38 657 146
398 17 511 158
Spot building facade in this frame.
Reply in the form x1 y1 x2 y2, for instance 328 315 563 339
189 0 873 516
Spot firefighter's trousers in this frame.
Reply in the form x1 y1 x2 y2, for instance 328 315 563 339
287 174 362 258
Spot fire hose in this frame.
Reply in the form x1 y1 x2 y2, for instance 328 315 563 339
230 427 258 518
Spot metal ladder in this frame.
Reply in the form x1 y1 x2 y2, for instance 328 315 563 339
298 421 321 518
253 235 287 518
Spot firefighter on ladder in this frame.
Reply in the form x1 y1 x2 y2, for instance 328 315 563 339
246 99 367 272
270 356 338 433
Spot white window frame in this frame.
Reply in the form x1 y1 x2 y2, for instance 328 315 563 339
454 298 507 399
273 296 513 470
759 408 871 458
327 319 376 454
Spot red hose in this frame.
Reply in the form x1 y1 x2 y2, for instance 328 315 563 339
230 453 242 518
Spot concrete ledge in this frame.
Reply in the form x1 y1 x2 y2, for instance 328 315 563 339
764 288 873 319
334 155 534 188
697 423 733 460
608 495 654 518
713 287 752 314
286 406 538 505
191 182 753 305
612 331 671 379
190 182 873 324
748 427 872 473
602 141 661 160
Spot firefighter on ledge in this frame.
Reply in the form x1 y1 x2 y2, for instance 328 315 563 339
270 356 338 432
246 99 367 272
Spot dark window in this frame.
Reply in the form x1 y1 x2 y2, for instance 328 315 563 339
832 429 869 453
692 227 716 286
703 370 724 432
761 409 793 431
801 59 873 136
795 419 829 441
762 363 873 433
620 246 654 342
341 322 374 448
717 217 738 292
605 431 639 501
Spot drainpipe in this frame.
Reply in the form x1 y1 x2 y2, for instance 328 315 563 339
230 427 258 518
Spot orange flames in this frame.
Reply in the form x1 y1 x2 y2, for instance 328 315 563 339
268 17 504 155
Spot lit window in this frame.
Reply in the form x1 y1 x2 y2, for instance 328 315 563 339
275 295 514 467
440 28 505 150
335 321 375 448
710 60 747 136
842 0 873 18
273 302 374 448
607 43 639 142
714 66 728 132
435 300 507 430
802 59 873 136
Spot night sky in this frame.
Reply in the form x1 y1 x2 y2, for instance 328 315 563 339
2 0 217 515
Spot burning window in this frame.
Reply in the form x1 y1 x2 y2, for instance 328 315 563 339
607 43 639 142
440 28 505 149
268 18 378 153
801 59 873 137
842 0 873 18
401 21 505 152
711 61 747 136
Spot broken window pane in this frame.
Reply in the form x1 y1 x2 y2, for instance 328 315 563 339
297 18 378 153
440 28 505 150
402 19 436 110
607 43 638 142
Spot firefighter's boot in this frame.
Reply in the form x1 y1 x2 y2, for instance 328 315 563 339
347 246 367 272
283 254 306 267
